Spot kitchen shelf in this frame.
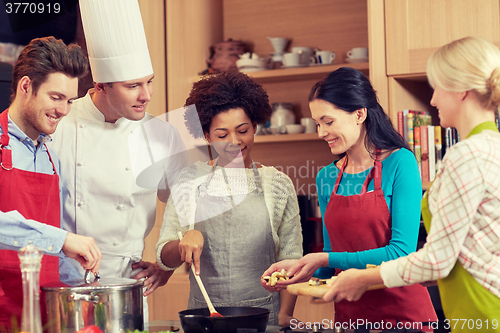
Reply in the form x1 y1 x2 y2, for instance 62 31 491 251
195 62 369 84
254 132 321 143
246 62 369 83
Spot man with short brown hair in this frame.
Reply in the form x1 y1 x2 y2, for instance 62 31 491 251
0 36 101 329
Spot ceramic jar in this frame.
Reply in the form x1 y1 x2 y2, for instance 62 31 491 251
271 102 295 134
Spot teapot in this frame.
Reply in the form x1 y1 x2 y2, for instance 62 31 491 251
270 102 295 134
206 39 247 73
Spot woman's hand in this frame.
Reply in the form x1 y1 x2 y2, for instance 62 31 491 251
178 230 204 275
284 252 329 284
261 259 298 292
323 267 383 303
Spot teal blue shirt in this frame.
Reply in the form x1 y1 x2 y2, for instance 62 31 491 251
315 148 422 277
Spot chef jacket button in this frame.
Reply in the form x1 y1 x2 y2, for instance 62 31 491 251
117 204 125 210
125 167 130 171
113 242 118 246
77 162 83 166
78 202 85 207
79 124 85 128
48 245 53 251
13 241 18 245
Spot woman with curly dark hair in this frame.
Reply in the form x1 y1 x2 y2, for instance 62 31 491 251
156 70 303 326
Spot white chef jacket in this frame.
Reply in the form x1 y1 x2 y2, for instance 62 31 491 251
49 90 188 281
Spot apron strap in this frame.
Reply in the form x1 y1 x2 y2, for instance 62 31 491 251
0 110 13 170
333 156 348 195
361 149 382 192
44 145 58 176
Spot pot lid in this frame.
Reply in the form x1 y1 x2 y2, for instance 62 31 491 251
41 278 143 292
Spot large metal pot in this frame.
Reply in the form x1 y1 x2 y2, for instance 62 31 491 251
178 307 269 333
41 277 143 333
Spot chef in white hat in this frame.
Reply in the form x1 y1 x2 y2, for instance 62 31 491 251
48 0 189 321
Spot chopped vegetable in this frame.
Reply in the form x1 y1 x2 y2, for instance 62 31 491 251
263 269 289 286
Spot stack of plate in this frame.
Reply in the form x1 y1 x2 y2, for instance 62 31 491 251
236 58 269 73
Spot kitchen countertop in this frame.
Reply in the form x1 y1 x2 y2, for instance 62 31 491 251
146 320 428 333
146 320 283 333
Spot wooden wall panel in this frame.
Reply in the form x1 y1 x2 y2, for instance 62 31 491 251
223 0 368 64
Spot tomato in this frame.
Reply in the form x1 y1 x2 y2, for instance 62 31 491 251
76 325 103 333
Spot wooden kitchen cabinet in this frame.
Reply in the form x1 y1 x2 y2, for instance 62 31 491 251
372 0 500 126
385 0 500 76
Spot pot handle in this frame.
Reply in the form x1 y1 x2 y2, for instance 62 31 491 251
84 270 100 284
69 293 100 303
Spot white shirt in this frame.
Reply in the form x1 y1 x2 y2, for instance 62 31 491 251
381 130 500 298
49 91 187 280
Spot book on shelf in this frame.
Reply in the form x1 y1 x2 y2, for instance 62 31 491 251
414 126 422 178
427 125 436 181
407 112 414 151
397 110 431 143
420 125 430 183
434 125 443 173
397 111 404 138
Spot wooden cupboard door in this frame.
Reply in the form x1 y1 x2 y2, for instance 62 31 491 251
385 0 500 75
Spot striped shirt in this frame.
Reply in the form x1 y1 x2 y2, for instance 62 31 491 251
381 129 500 298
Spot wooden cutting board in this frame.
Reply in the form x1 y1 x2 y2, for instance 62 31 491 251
287 278 386 298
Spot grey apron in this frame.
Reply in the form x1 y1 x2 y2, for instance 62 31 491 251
187 162 281 325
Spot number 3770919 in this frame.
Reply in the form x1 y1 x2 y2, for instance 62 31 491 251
5 2 61 14
444 319 498 330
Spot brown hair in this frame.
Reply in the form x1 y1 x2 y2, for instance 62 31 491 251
11 36 88 100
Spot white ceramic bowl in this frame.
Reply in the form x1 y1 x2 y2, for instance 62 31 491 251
285 124 305 134
265 126 281 135
236 58 268 68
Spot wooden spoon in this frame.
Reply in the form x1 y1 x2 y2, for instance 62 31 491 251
178 231 223 318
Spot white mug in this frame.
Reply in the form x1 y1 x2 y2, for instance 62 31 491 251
282 52 300 67
316 51 336 64
301 117 317 134
347 47 368 59
291 46 315 65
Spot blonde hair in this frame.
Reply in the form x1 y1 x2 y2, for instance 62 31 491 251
427 36 500 109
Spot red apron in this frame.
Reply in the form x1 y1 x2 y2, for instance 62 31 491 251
324 153 436 325
0 110 61 330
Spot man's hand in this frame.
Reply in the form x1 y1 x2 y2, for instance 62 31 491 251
131 261 174 296
62 232 101 274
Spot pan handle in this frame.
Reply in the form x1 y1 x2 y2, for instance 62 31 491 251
68 292 100 303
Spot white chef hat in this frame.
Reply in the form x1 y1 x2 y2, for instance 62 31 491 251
79 0 153 83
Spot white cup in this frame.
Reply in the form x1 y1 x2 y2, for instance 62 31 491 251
316 51 336 64
282 52 300 67
347 47 369 59
301 117 317 134
291 46 315 65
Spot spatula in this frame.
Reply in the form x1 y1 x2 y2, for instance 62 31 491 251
178 231 223 317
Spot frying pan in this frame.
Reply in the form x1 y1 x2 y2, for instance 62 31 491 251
178 306 269 333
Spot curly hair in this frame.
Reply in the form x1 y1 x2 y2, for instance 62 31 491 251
184 69 272 139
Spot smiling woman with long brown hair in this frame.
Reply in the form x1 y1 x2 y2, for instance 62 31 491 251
261 67 437 328
155 70 303 326
322 36 500 332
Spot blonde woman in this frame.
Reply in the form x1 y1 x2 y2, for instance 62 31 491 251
324 36 500 332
